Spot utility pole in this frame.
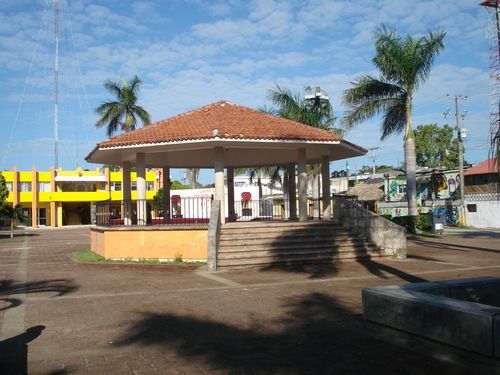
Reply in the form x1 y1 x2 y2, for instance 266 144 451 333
446 94 468 224
54 0 60 170
367 147 381 177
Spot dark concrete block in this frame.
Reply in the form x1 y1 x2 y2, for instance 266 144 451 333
495 315 500 359
363 284 500 356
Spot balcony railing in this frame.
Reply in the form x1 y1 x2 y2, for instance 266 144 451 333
95 198 212 227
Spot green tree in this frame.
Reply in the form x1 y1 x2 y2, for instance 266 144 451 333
414 124 462 168
357 165 397 174
95 76 151 137
0 203 28 238
152 181 190 211
341 25 445 232
0 173 9 205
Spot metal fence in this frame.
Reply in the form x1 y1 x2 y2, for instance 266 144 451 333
95 195 349 227
233 199 285 221
95 198 212 227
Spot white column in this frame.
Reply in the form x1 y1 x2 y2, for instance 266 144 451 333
122 161 132 225
287 164 297 220
321 155 331 220
297 148 308 222
136 153 147 225
227 167 236 222
214 147 225 224
162 166 171 223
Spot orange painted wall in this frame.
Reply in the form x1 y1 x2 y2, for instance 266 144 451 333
90 228 208 260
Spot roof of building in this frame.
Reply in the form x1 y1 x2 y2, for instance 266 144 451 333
464 158 499 176
96 100 353 149
347 180 384 201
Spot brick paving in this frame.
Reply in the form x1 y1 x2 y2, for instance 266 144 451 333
0 226 500 374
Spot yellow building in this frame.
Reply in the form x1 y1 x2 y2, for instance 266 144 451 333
1 167 158 227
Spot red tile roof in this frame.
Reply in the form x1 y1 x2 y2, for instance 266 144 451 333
97 100 347 149
464 158 499 176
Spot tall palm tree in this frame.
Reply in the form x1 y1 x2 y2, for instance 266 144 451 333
95 76 151 137
268 85 337 131
267 85 340 218
342 25 445 232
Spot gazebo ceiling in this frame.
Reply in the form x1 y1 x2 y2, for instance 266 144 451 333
86 100 367 168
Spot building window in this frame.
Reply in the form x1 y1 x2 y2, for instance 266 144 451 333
19 182 32 192
6 182 12 192
130 181 154 191
467 204 477 213
398 185 407 194
60 183 96 192
38 182 51 192
110 182 122 191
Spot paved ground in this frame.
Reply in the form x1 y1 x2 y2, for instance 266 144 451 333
0 226 500 374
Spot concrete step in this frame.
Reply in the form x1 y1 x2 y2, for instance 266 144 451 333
218 247 381 261
222 221 343 230
221 228 352 238
217 251 387 270
219 239 376 251
219 232 363 243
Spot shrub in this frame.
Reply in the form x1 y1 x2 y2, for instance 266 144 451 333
416 213 431 231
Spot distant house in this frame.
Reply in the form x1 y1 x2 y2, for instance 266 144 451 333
347 178 384 212
464 158 500 228
464 158 499 193
377 167 462 221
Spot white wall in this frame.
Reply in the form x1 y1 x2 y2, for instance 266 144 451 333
465 200 500 228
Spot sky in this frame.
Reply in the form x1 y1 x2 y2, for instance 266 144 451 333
0 0 494 184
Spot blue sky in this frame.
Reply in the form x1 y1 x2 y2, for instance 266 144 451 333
0 0 493 183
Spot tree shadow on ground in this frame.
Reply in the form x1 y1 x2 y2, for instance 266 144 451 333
0 298 22 312
259 223 424 283
411 238 500 254
445 230 500 239
0 325 45 375
0 279 79 298
115 292 496 374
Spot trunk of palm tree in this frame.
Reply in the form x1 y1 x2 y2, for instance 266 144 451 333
312 173 320 219
282 170 290 218
405 98 417 233
257 176 263 200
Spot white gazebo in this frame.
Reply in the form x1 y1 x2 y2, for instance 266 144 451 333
86 100 367 224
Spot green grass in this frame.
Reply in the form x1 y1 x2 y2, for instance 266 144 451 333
72 250 207 266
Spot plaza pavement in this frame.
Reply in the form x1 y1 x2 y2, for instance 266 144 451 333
0 226 500 374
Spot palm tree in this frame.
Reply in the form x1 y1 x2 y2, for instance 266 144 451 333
95 76 151 137
341 25 445 232
1 203 28 238
267 85 340 218
268 85 337 131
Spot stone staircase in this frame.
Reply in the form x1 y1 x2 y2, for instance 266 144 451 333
217 221 388 270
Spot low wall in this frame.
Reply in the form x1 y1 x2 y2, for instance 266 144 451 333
333 196 406 259
465 199 500 228
363 277 500 357
90 226 208 261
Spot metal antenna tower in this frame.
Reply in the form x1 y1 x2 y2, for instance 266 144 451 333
480 0 500 163
54 0 60 170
